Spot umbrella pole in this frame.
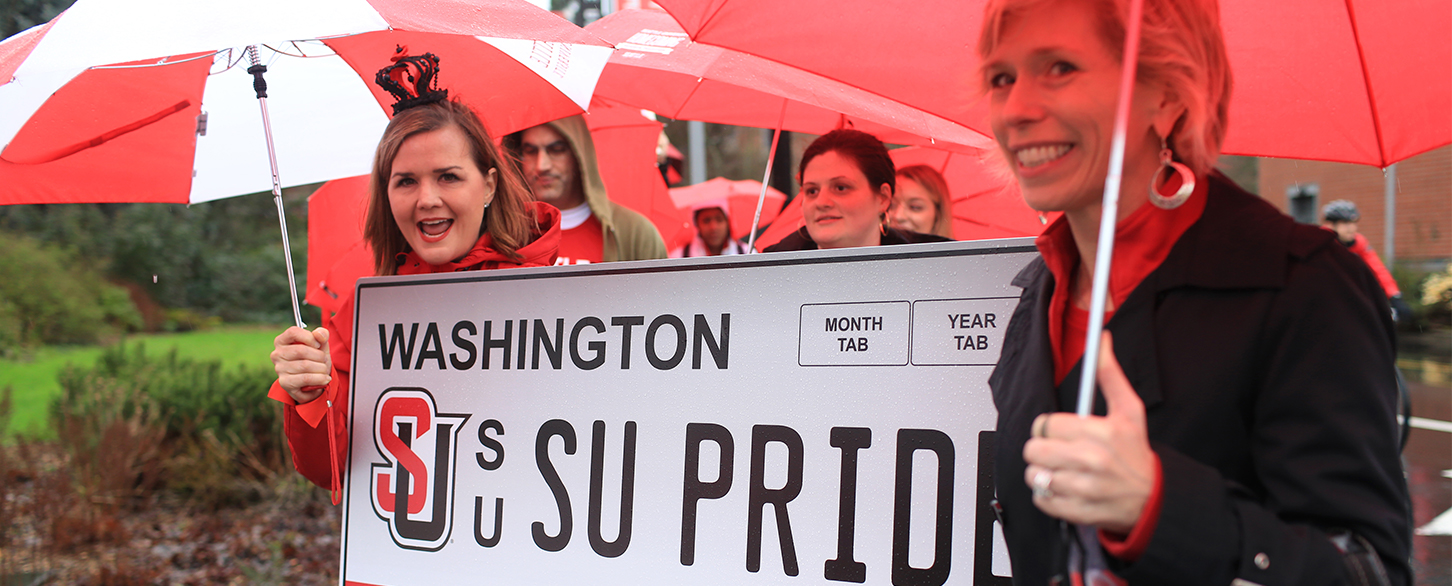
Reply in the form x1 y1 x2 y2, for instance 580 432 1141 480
746 100 789 253
247 46 306 330
1074 0 1145 417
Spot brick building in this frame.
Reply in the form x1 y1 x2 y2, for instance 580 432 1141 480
1259 146 1451 270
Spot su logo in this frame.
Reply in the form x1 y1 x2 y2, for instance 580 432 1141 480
369 388 470 551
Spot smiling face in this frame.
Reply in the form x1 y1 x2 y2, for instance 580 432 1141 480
887 177 939 234
388 125 497 266
982 0 1173 216
800 150 892 249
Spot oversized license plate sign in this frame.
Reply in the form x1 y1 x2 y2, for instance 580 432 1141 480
340 240 1037 586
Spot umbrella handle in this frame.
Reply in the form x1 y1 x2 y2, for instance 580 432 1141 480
1074 0 1145 417
247 46 307 329
746 100 790 253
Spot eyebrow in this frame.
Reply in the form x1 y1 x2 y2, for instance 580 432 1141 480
523 140 570 149
391 165 464 178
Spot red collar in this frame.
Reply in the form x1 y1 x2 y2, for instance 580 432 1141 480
1037 177 1209 383
396 202 562 274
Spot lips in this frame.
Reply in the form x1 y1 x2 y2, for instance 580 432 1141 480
418 218 453 242
1014 144 1072 168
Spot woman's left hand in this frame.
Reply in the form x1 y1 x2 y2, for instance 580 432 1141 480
1023 331 1156 534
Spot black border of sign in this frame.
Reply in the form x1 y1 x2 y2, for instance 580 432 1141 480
798 300 911 367
337 238 1038 584
909 297 1026 367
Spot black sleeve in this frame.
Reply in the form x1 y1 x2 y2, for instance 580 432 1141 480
1121 243 1411 586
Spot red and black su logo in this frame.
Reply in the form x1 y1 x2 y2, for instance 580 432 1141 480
370 388 470 551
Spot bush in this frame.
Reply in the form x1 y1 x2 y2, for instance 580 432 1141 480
0 232 142 350
53 343 285 507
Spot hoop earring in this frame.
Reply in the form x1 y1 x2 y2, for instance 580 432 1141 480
1148 137 1194 210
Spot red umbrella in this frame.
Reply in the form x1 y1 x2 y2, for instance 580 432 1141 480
585 9 992 154
669 177 787 240
583 100 695 250
654 0 1451 168
305 175 372 317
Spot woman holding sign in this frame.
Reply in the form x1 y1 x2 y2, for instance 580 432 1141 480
764 129 950 252
267 53 561 498
981 0 1409 584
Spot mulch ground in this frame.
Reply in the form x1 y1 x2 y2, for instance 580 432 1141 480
1 477 341 586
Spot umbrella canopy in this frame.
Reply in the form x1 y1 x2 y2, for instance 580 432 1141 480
654 0 1451 168
0 0 613 205
585 9 993 153
669 177 786 240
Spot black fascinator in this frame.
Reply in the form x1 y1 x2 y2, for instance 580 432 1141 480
375 46 448 115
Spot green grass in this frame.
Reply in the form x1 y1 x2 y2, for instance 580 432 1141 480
0 325 283 439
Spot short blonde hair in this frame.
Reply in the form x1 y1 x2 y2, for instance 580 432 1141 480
977 0 1232 175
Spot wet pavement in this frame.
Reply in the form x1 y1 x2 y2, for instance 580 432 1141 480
1402 329 1451 586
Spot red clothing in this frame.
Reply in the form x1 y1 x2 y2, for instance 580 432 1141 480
268 202 561 497
1035 178 1208 561
556 214 604 265
1344 232 1400 297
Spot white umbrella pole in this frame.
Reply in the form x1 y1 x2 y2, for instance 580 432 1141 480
746 100 789 253
1074 0 1145 417
247 46 306 330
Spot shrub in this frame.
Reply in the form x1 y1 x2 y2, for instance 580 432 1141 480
53 343 284 507
0 232 142 349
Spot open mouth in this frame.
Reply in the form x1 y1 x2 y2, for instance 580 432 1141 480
419 218 453 241
1014 144 1072 168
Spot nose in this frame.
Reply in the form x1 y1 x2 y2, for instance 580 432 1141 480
416 178 444 209
996 79 1046 129
531 150 553 173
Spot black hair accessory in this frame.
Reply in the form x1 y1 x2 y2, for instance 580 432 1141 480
375 46 448 115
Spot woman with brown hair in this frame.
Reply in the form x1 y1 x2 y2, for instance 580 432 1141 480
887 164 955 239
764 129 950 251
266 58 560 495
981 0 1410 583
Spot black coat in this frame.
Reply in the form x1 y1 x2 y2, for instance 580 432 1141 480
762 225 951 252
988 174 1410 585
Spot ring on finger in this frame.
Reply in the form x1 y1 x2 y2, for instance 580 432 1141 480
1031 469 1054 499
1034 415 1051 439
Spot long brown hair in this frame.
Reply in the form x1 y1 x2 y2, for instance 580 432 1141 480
364 100 537 275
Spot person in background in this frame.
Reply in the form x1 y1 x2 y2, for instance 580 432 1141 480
505 116 666 265
1322 199 1411 322
888 164 955 239
268 57 561 497
764 129 951 252
979 0 1410 583
670 200 750 257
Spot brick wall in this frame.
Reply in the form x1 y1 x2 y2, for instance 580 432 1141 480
1259 146 1451 266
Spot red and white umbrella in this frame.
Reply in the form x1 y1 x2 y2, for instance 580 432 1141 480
0 0 611 326
655 0 1451 168
0 0 612 205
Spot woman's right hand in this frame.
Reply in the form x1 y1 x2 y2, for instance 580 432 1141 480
271 326 333 404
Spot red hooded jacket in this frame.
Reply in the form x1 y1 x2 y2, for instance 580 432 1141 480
268 202 561 497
